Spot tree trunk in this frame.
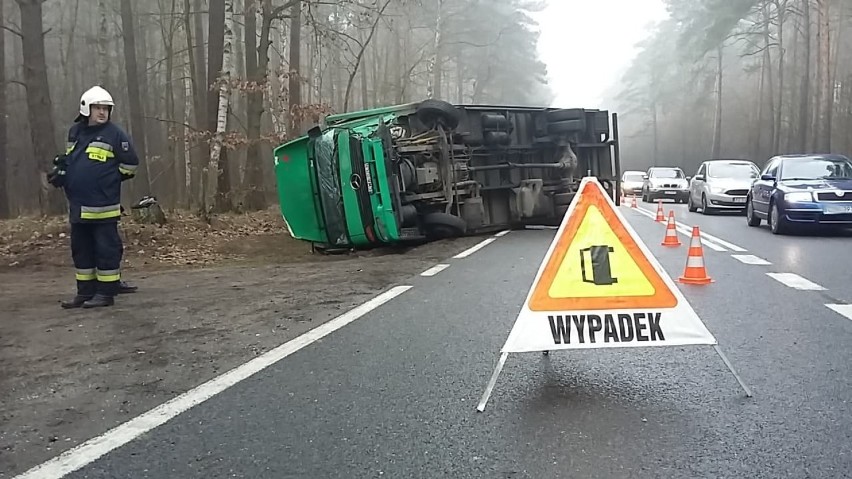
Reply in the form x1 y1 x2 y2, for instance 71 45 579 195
243 0 266 211
288 1 302 135
815 0 831 152
774 0 786 155
193 0 207 123
711 46 723 159
0 0 8 218
16 0 64 215
427 0 444 99
798 0 811 152
206 0 234 216
207 0 231 211
120 0 151 199
183 0 204 208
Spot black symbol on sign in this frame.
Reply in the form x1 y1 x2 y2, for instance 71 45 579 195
580 245 618 286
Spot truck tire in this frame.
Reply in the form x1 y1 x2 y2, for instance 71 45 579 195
547 119 585 134
416 99 460 130
546 109 584 122
422 212 467 239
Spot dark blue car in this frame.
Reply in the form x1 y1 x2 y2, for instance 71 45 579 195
746 154 852 234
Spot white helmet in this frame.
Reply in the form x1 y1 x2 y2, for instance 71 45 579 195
79 85 114 117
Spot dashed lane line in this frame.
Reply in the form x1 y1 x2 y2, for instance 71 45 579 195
494 230 511 237
420 264 450 277
731 254 772 266
826 304 852 321
766 273 827 291
14 285 414 479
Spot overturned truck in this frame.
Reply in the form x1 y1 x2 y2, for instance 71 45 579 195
273 100 621 250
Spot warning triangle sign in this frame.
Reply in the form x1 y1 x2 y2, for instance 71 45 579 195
501 177 717 353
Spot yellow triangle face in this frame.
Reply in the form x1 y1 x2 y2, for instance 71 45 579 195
548 205 656 299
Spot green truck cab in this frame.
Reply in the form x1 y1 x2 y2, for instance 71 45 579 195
274 100 621 250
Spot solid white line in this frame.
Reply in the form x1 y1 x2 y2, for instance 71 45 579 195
634 207 727 251
766 273 826 291
691 230 747 252
14 285 413 479
420 264 450 277
637 206 747 252
494 230 511 237
453 237 497 259
826 304 852 321
731 254 772 266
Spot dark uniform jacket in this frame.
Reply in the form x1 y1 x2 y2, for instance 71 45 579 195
63 121 139 223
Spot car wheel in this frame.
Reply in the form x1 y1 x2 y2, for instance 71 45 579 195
687 194 698 212
701 194 714 215
769 202 789 235
746 197 761 226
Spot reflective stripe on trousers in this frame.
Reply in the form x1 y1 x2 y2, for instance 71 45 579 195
96 268 121 282
75 268 96 281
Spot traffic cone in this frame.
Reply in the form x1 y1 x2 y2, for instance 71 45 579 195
661 211 681 247
631 196 638 208
678 226 713 285
655 200 665 223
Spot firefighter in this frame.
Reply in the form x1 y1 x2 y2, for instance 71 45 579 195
48 86 139 308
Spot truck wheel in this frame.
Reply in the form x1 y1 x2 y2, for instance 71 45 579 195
546 109 584 122
547 119 586 134
416 99 460 130
422 212 467 239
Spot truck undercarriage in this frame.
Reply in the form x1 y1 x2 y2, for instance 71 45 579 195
361 101 622 241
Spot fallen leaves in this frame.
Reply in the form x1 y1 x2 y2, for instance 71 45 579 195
0 207 306 270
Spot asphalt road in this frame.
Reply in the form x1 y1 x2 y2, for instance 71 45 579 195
19 202 852 478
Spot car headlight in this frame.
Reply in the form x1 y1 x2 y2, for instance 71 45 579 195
785 192 814 202
709 185 726 194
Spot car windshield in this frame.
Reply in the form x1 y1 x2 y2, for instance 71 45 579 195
651 169 684 179
781 158 852 180
623 173 644 182
708 163 759 179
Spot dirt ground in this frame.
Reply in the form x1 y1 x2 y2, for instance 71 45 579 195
0 208 485 477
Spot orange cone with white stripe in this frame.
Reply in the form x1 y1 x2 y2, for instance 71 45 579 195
631 195 638 208
655 200 665 223
661 211 681 247
678 226 713 285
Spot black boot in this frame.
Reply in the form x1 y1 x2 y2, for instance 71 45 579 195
82 294 115 308
118 281 138 294
61 295 93 309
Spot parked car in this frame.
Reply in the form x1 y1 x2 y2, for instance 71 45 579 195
621 170 645 197
746 154 852 234
641 166 689 203
688 159 760 215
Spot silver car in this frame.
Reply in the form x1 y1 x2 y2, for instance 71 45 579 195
621 170 645 197
688 159 760 214
642 167 690 203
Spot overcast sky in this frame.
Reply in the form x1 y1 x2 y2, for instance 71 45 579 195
531 0 670 108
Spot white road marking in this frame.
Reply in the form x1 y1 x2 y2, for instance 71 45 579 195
420 264 450 277
826 304 852 321
14 285 414 479
453 237 497 258
731 254 772 265
766 273 826 291
689 230 747 252
494 230 511 237
637 206 748 252
633 207 727 251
